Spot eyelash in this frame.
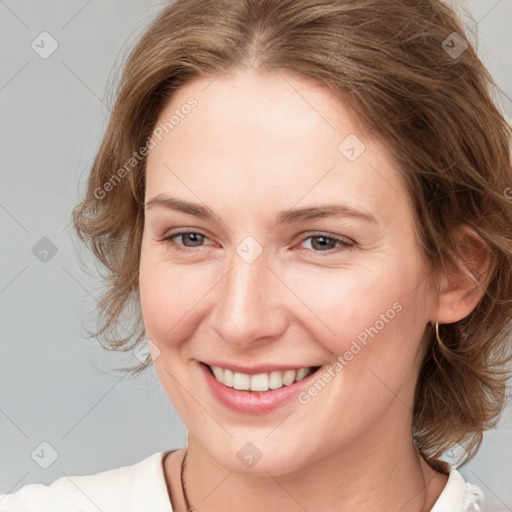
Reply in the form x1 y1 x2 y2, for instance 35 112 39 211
161 230 354 255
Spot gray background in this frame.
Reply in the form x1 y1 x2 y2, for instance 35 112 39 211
0 1 511 510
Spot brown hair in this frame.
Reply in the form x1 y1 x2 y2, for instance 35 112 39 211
72 0 512 466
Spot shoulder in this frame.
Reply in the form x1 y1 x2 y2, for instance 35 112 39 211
430 467 485 512
0 451 172 512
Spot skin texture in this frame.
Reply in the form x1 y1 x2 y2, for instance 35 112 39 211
139 68 489 511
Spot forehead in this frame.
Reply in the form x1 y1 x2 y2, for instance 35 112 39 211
145 69 412 227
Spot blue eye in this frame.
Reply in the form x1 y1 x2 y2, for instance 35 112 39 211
162 230 353 255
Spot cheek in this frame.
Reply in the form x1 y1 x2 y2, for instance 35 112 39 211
283 255 430 373
287 262 430 430
138 248 215 348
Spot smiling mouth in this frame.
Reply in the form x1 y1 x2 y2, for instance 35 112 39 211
202 363 322 392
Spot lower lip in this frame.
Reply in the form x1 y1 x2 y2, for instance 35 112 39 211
198 362 321 415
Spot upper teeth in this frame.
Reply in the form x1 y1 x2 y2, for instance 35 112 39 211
209 365 313 392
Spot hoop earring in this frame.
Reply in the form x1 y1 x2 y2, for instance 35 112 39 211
435 320 442 344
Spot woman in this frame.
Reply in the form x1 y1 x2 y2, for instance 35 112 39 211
1 0 511 510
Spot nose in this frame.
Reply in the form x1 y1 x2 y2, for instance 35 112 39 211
209 246 289 349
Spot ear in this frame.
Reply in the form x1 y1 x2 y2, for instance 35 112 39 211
436 226 492 324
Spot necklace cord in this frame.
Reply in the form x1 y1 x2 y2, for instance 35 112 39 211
180 449 194 511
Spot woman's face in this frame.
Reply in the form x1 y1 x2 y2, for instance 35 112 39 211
139 68 437 475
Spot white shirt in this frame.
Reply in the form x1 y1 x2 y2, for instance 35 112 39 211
0 451 485 511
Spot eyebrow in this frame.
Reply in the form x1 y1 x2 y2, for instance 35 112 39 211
144 194 378 225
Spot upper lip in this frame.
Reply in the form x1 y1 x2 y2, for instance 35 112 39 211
200 360 322 375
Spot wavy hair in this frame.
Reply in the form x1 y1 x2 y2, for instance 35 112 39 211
72 0 512 466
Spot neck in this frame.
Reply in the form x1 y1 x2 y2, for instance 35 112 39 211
177 424 447 512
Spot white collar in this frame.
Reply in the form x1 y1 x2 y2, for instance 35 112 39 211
430 468 484 512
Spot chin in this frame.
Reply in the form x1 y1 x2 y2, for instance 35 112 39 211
198 435 319 477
